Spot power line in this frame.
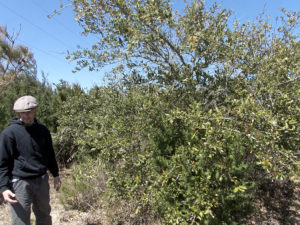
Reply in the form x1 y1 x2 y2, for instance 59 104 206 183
0 0 74 49
30 0 81 38
31 0 99 44
0 0 101 77
17 39 67 64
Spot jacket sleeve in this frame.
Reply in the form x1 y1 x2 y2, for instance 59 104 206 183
0 133 14 193
46 130 59 177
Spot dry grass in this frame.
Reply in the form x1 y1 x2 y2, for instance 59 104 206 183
0 172 106 225
1 173 298 225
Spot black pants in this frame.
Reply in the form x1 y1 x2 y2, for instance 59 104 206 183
9 174 52 225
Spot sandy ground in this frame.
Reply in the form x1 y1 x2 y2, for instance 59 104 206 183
0 176 102 225
1 176 298 225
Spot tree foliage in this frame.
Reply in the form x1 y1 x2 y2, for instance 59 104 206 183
56 0 299 224
68 0 232 89
0 26 75 132
0 73 60 132
0 26 36 94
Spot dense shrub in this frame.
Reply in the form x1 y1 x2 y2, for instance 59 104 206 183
60 158 106 211
58 77 299 224
0 74 59 132
57 1 299 224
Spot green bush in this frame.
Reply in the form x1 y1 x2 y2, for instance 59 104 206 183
0 74 59 132
56 1 299 224
58 81 298 224
60 158 106 211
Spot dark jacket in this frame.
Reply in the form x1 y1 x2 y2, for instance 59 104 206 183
0 118 59 193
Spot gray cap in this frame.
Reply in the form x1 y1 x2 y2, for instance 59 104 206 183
13 96 38 112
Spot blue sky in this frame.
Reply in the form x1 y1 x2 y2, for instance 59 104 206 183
0 0 299 89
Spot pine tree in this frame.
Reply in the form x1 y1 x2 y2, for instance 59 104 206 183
0 25 36 94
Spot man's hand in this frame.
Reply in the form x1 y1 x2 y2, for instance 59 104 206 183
54 176 61 192
2 190 18 204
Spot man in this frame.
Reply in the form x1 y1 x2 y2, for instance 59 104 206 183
0 95 61 225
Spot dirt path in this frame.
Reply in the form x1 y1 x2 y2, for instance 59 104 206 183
0 176 98 225
1 176 298 225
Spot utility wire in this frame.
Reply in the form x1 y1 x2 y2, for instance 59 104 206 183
31 0 99 44
18 39 67 64
31 0 81 38
0 1 74 49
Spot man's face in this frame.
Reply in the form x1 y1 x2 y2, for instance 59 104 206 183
19 108 37 125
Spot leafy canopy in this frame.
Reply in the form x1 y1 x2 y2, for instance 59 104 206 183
68 0 233 88
57 0 299 224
